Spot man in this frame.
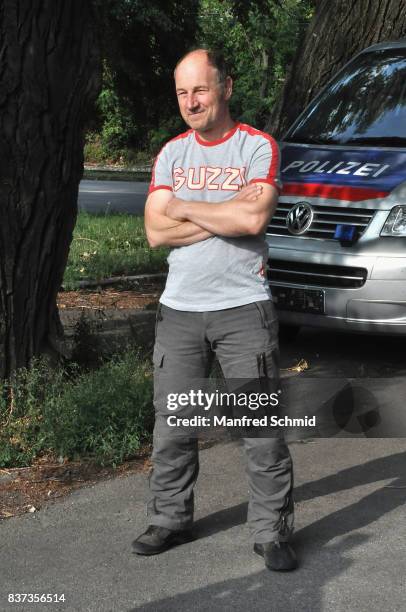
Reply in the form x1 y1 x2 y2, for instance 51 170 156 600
132 48 297 571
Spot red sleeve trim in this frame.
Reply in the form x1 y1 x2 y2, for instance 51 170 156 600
239 123 281 189
249 177 282 194
266 138 280 184
148 184 173 194
149 151 160 191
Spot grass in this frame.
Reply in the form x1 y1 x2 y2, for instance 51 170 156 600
63 211 168 290
0 349 154 468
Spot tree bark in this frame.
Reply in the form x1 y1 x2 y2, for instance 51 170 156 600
0 0 101 380
266 0 406 138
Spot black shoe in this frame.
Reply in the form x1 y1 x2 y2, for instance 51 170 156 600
254 541 298 571
132 525 194 556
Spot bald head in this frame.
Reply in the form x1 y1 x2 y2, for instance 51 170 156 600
174 48 229 86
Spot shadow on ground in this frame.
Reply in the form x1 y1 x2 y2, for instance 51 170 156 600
130 451 406 612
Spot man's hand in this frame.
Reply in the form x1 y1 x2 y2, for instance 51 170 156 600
166 197 187 221
232 183 263 202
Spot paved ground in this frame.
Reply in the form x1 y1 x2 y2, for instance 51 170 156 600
78 180 148 215
1 437 405 612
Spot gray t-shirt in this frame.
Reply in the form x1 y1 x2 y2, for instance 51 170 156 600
149 122 282 311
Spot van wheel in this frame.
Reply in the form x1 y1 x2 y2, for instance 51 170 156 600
279 324 301 342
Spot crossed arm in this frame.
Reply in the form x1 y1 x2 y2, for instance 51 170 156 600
144 183 278 248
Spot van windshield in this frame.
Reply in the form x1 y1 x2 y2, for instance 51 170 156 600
285 48 406 147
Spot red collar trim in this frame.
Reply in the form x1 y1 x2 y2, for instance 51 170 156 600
194 122 240 146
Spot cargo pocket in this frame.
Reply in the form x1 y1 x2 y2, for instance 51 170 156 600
154 303 163 339
152 346 166 416
253 300 279 337
253 301 270 329
153 345 165 369
256 347 281 395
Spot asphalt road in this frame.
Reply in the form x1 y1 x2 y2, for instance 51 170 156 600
2 438 405 612
281 325 406 378
78 180 149 215
279 326 406 440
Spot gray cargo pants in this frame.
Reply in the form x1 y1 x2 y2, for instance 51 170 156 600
147 300 294 544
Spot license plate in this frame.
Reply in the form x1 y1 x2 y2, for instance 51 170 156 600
271 286 325 314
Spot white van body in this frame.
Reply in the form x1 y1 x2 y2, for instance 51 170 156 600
267 39 406 335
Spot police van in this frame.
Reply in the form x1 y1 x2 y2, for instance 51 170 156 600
267 39 406 336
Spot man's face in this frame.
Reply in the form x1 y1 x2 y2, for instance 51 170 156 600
174 52 232 133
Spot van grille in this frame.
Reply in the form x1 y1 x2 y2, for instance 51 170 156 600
268 260 367 288
268 202 375 239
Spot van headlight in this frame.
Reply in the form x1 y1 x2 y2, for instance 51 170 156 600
381 206 406 236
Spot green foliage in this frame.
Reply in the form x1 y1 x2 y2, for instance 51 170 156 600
86 0 314 160
84 131 152 166
91 0 200 154
198 0 314 128
147 115 185 156
63 211 168 290
84 132 108 165
96 61 139 152
0 350 154 468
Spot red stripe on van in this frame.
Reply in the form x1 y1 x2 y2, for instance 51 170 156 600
282 182 390 201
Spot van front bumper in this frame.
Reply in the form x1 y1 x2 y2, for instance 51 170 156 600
268 246 406 335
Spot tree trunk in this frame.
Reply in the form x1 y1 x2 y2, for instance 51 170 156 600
260 48 269 99
266 0 406 138
0 0 101 380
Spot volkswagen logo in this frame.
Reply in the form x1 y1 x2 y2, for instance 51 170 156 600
286 202 314 235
